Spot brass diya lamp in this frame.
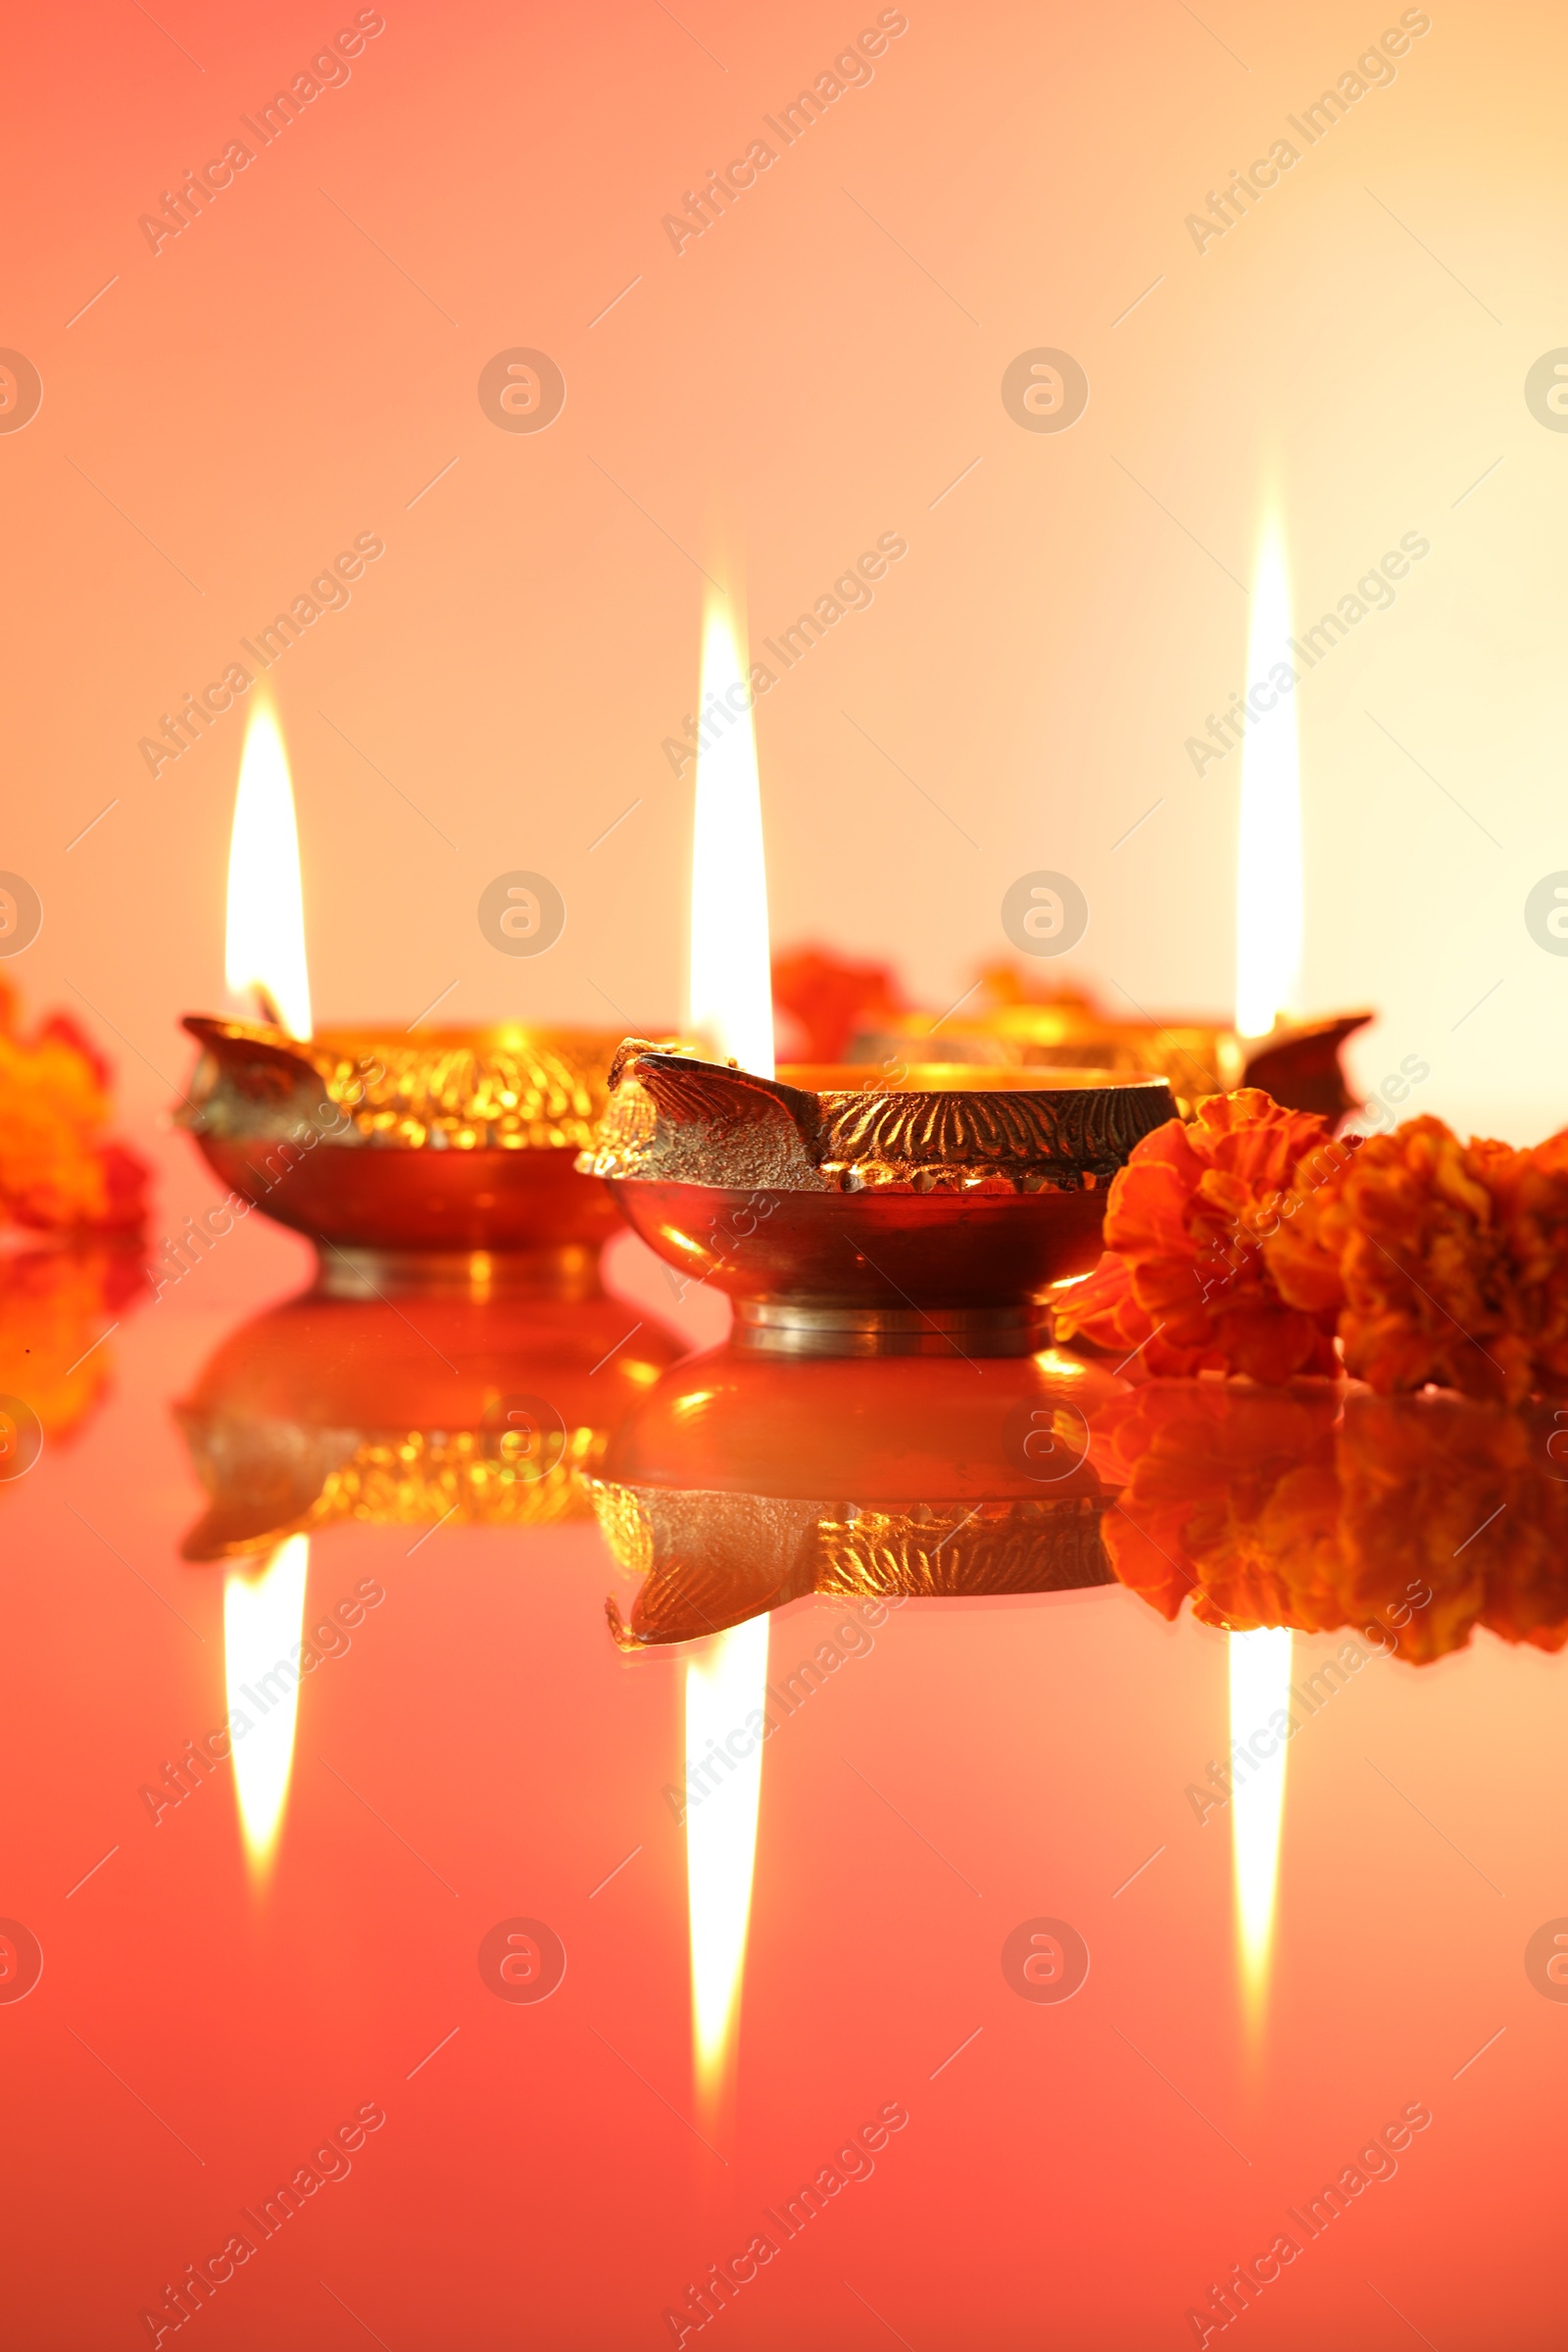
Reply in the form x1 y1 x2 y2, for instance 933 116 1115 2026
178 1016 627 1291
578 1041 1176 1357
174 1274 684 1561
179 698 635 1289
860 982 1371 1124
588 1344 1128 1647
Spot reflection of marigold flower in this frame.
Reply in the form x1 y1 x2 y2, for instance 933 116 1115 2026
1091 1383 1335 1627
1091 1384 1343 1630
1266 1116 1537 1403
1055 1091 1343 1382
0 980 148 1235
1093 1379 1568 1663
0 1248 145 1457
1332 1395 1568 1661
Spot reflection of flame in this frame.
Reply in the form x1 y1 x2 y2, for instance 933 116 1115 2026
224 1535 310 1874
1230 1626 1291 2025
226 698 313 1038
687 1616 767 2111
689 603 773 1076
1235 518 1301 1040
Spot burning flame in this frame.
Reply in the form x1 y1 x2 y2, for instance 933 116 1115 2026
226 698 313 1038
224 1535 310 1875
687 1615 768 2113
1234 518 1302 1040
688 603 773 1076
1230 1625 1291 2028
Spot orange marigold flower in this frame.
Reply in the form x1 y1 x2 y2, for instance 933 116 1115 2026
1055 1089 1343 1383
1485 1130 1568 1397
0 979 149 1236
1265 1115 1532 1403
770 945 906 1063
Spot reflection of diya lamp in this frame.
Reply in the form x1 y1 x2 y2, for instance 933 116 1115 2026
178 1016 628 1292
862 1000 1372 1125
589 1345 1130 1646
578 1042 1175 1357
174 1276 684 1560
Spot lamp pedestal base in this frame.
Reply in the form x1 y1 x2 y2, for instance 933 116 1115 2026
316 1243 602 1301
733 1299 1047 1358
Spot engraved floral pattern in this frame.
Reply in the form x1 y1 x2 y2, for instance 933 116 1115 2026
584 1045 1173 1191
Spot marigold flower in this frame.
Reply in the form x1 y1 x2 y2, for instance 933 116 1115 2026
1485 1130 1568 1397
770 945 906 1063
1265 1116 1532 1402
1055 1089 1343 1382
0 979 148 1235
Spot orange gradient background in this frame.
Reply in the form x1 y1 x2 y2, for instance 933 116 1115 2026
5 0 1566 1157
6 11 1568 2346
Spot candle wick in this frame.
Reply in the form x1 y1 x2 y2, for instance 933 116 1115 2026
252 983 284 1029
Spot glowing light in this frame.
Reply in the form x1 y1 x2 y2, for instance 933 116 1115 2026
226 698 313 1037
224 1536 310 1875
1235 518 1302 1040
1230 1627 1292 2025
687 1615 767 2108
688 603 773 1076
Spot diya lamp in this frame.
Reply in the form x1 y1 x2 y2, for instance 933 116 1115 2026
174 1278 684 1562
177 701 628 1293
861 515 1371 1125
583 1046 1173 1357
580 609 1175 1356
870 986 1370 1126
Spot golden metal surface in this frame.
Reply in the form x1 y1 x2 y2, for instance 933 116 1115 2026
314 1425 602 1534
181 1017 625 1152
583 1047 1174 1360
318 1244 602 1299
732 1300 1048 1356
179 1416 607 1557
579 1044 1173 1194
591 1480 1112 1647
860 1006 1372 1124
173 1283 685 1559
175 1018 635 1260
